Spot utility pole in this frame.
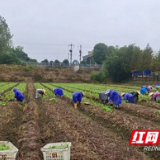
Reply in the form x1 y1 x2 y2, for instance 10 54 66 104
79 45 82 63
69 43 73 64
69 44 73 65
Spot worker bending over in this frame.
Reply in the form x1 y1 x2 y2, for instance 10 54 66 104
35 89 46 99
128 91 140 103
72 92 83 109
99 89 121 109
149 92 160 101
121 93 134 103
13 88 24 102
140 86 147 95
99 89 110 104
53 88 64 97
156 84 160 90
146 86 152 93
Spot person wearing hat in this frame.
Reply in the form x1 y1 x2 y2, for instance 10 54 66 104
13 88 24 102
35 89 46 99
121 93 134 103
128 91 140 104
99 89 110 104
72 92 83 109
53 88 64 97
149 92 160 101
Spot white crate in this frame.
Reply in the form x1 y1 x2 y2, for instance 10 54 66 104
41 142 71 160
0 141 18 160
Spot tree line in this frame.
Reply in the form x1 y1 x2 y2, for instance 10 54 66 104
1 15 160 82
0 15 72 65
91 43 160 82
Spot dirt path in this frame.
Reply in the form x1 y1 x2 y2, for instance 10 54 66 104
16 82 43 160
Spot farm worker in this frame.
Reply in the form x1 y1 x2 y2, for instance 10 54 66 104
72 92 83 109
121 93 134 103
107 90 122 109
53 88 64 97
128 91 140 103
146 86 152 93
99 89 110 104
140 87 147 94
13 88 24 102
156 84 160 90
35 89 46 99
149 92 160 101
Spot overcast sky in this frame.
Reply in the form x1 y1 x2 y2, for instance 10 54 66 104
1 0 160 62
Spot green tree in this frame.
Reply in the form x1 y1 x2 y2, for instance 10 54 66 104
0 53 19 64
151 50 160 71
54 59 60 64
93 43 108 64
103 46 132 82
141 44 153 70
41 59 49 65
62 59 69 65
0 16 12 55
72 59 79 65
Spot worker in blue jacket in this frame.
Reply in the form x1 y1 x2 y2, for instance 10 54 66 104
156 84 160 90
121 93 134 103
108 90 122 109
53 88 64 97
140 86 147 94
72 92 83 109
13 88 24 102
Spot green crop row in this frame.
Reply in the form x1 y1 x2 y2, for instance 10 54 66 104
1 83 27 101
42 83 113 112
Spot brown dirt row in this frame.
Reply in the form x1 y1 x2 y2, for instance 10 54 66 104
120 103 160 124
139 101 160 110
37 99 101 160
77 102 160 160
0 102 23 146
16 82 43 160
38 98 150 160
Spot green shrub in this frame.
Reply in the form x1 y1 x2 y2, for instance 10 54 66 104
91 71 105 82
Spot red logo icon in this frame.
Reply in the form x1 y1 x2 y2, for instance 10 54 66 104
52 153 57 158
129 130 160 145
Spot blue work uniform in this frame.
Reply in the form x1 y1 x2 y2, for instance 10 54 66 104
109 90 122 108
13 88 24 102
54 88 64 96
73 92 83 103
123 93 134 103
140 87 147 94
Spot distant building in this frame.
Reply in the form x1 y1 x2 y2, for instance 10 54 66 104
83 51 93 64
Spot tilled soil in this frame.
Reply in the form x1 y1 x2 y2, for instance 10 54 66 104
38 98 149 160
0 82 160 160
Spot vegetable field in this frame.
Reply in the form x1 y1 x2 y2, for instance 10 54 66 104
0 82 160 160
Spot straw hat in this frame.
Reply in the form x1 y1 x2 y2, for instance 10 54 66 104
121 93 125 96
43 89 46 94
137 91 140 95
149 92 153 96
